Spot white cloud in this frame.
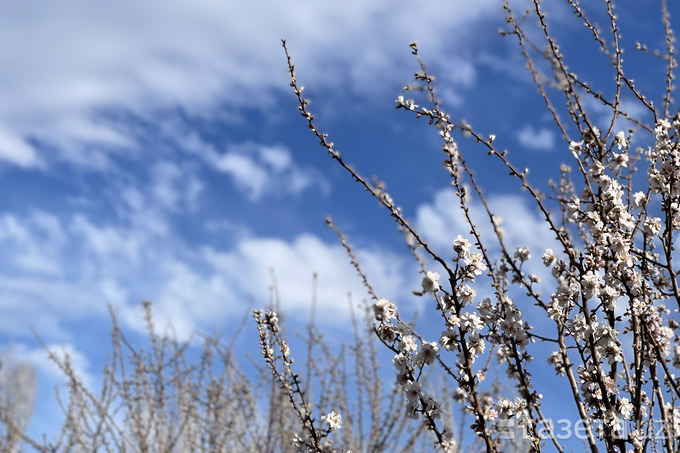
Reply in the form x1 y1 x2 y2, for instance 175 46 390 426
25 343 94 390
580 95 655 142
205 141 329 200
259 146 292 171
190 234 412 330
0 212 65 276
214 153 269 198
517 125 555 151
477 51 533 84
414 188 569 336
0 206 413 340
0 0 499 169
70 214 142 263
0 125 42 168
163 123 328 200
150 161 203 212
415 188 559 263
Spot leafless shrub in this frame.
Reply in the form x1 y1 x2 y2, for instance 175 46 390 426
0 349 36 452
5 294 442 452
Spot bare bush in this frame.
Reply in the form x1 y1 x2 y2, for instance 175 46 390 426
6 295 440 452
0 349 36 452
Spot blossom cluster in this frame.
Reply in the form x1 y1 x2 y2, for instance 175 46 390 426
372 290 442 422
396 91 680 449
281 12 680 448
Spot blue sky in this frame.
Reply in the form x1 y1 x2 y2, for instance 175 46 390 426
1 0 678 445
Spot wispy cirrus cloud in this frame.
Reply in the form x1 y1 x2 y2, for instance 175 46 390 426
517 125 556 151
0 0 500 170
415 188 560 268
0 207 414 340
205 142 329 200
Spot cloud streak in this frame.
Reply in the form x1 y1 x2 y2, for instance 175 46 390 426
206 142 329 200
517 125 555 151
0 208 414 340
0 0 500 170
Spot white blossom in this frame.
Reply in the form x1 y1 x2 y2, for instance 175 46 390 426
633 191 646 208
373 298 397 322
547 351 566 376
399 335 418 355
321 411 343 430
477 297 496 324
457 284 476 306
569 140 584 157
466 252 487 278
439 329 458 351
542 249 555 266
618 398 633 419
466 333 485 360
581 271 601 299
460 312 484 333
415 341 439 365
514 246 530 263
569 314 591 342
614 131 627 150
422 396 441 419
643 217 661 236
422 271 440 293
403 381 422 404
453 235 472 258
392 353 409 371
